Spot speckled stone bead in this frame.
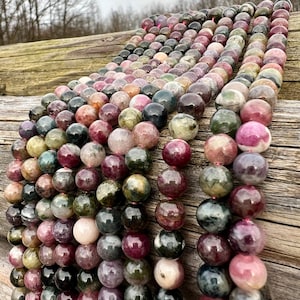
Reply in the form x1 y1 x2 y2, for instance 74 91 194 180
229 287 264 300
97 260 124 288
118 107 142 130
215 89 246 112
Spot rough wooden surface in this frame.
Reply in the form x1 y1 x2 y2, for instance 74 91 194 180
0 11 300 300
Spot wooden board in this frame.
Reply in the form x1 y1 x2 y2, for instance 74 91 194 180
0 11 300 300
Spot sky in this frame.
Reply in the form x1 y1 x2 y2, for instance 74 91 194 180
97 0 180 18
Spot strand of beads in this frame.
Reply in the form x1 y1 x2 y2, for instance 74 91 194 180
196 0 291 299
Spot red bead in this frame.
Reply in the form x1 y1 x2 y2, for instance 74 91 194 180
162 139 191 167
122 232 151 259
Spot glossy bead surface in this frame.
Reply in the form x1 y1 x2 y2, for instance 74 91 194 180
53 218 74 243
125 147 152 173
51 193 74 219
122 203 147 231
108 128 135 155
197 233 232 266
118 107 142 130
197 264 233 298
24 268 42 292
169 113 199 141
142 102 168 129
97 234 122 261
9 244 26 268
57 143 81 169
124 258 151 285
54 266 77 291
162 139 191 167
66 123 88 147
196 199 232 233
177 93 206 120
229 287 264 300
154 258 184 290
75 243 101 270
229 185 266 218
236 121 271 153
73 217 99 245
124 285 152 300
88 120 112 144
233 152 268 185
156 288 183 300
122 232 151 259
38 150 58 174
154 229 185 259
80 142 106 167
53 243 76 267
101 154 128 180
98 287 122 300
229 254 267 291
96 180 122 207
22 247 42 269
73 193 99 217
132 121 160 149
199 165 233 198
157 168 187 198
95 207 122 234
97 260 124 288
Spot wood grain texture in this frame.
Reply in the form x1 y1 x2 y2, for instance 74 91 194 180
0 11 299 300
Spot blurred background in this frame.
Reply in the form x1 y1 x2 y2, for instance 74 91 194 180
0 0 299 45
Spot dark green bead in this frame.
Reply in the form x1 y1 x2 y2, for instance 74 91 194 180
124 43 136 52
125 147 152 173
124 285 152 300
118 49 131 59
143 48 156 58
38 150 58 174
133 47 144 56
122 174 151 203
41 93 58 108
22 183 39 202
60 90 77 103
197 264 233 298
95 207 122 234
97 234 122 261
159 45 173 54
10 268 26 287
73 193 99 217
122 203 148 231
154 229 185 259
124 258 152 285
67 97 86 113
165 38 178 48
41 265 58 286
155 34 167 43
141 84 160 98
29 105 47 121
142 102 168 129
96 180 123 207
210 108 241 137
112 56 124 64
98 67 108 75
196 199 232 233
66 123 88 146
138 41 150 49
77 269 101 292
7 225 25 245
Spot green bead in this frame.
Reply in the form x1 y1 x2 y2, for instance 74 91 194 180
118 107 142 130
35 198 55 220
22 247 42 269
38 150 58 174
124 258 152 285
73 193 99 217
77 269 101 292
122 174 151 203
51 193 74 219
125 147 152 173
169 113 199 141
199 165 233 198
96 180 123 207
7 225 26 245
45 128 67 149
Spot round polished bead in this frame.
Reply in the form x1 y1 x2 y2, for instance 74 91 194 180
187 82 212 104
157 167 187 199
10 267 26 287
80 142 106 167
108 128 135 155
24 268 42 292
53 218 74 243
98 103 120 126
6 204 23 226
248 85 277 108
75 104 98 127
73 193 99 217
29 105 47 121
98 287 122 300
122 203 147 231
38 150 57 174
177 93 206 120
101 154 128 180
199 165 233 198
22 247 42 269
51 193 74 219
73 217 99 245
154 229 185 259
19 120 37 140
118 107 142 130
215 89 246 112
35 173 56 199
162 139 191 168
151 90 177 113
40 265 57 286
7 225 25 245
45 128 67 150
39 245 55 266
26 136 48 159
52 168 75 193
122 174 151 203
233 152 268 185
88 120 112 144
156 288 183 300
35 116 56 138
66 123 88 146
11 287 27 300
229 287 264 300
21 202 40 226
197 264 233 298
57 143 81 169
75 167 101 192
124 258 152 285
229 185 266 218
124 285 152 300
132 121 160 149
36 220 55 246
97 260 124 288
55 110 75 131
236 121 272 153
75 243 101 270
96 180 122 207
9 244 26 268
54 266 77 291
196 199 232 233
204 133 238 166
229 254 267 291
125 147 152 173
41 286 59 299
11 138 30 160
95 207 122 234
142 102 168 129
240 99 273 126
53 243 76 267
122 232 151 259
168 113 199 141
4 182 23 204
229 219 265 255
97 234 122 261
154 258 184 290
197 233 232 266
210 109 241 137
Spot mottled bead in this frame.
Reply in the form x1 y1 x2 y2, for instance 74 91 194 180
24 268 42 292
229 254 267 291
204 134 238 166
9 244 26 268
98 287 123 300
122 232 151 259
122 174 151 203
197 264 233 298
35 198 54 221
79 141 106 168
26 136 48 158
95 207 122 234
101 154 128 180
11 287 27 300
18 120 37 140
197 233 232 266
168 113 199 141
53 244 76 267
38 150 57 174
199 165 233 198
210 109 241 137
156 288 183 300
125 147 152 173
229 185 266 218
22 247 42 269
36 221 55 246
233 152 269 185
75 104 98 127
51 193 74 219
240 99 273 126
75 243 101 270
248 85 277 108
97 234 122 261
129 94 152 111
73 193 98 217
97 260 124 288
124 258 151 285
229 219 265 255
108 128 135 155
154 258 184 290
53 219 74 243
75 167 101 192
132 121 160 149
45 128 67 150
96 180 122 207
154 229 185 259
11 138 30 160
55 110 75 131
215 89 246 112
52 168 75 193
88 120 112 144
4 182 23 204
73 217 99 245
66 123 89 147
142 102 168 129
196 199 232 233
57 143 81 169
118 107 142 130
41 286 59 299
10 267 26 287
157 167 187 199
124 285 152 300
35 174 56 199
236 121 272 153
229 287 264 300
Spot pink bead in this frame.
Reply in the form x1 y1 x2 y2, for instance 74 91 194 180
37 220 56 246
73 217 100 245
162 139 191 167
132 121 160 149
236 121 272 153
229 254 267 291
129 94 152 111
107 128 135 155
